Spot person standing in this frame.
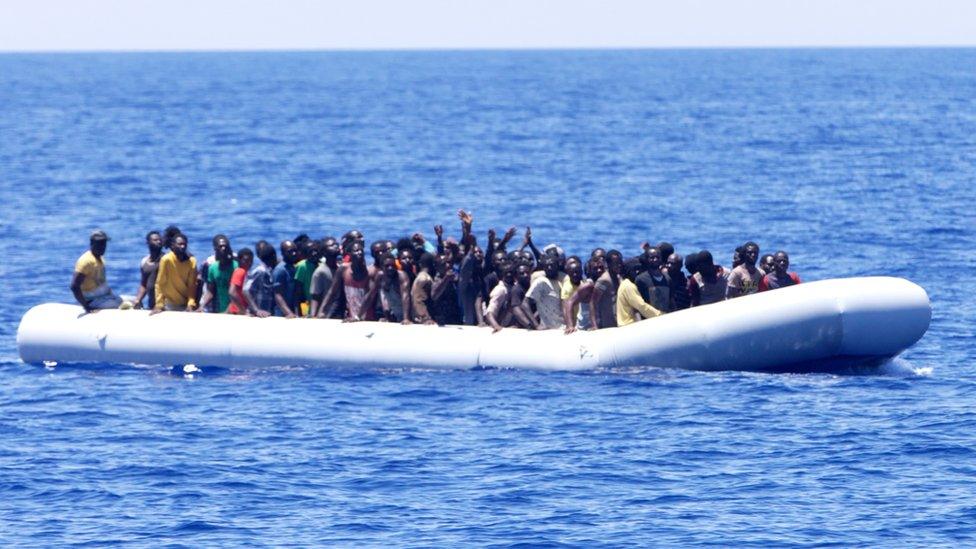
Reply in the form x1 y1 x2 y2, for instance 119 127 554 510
524 257 565 330
616 260 663 327
759 251 802 291
272 240 301 318
70 230 122 312
727 241 764 298
151 233 198 313
133 230 163 310
198 235 238 313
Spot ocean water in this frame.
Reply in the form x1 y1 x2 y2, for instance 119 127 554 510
1 49 975 545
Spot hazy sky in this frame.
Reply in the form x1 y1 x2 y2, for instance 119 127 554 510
2 0 974 52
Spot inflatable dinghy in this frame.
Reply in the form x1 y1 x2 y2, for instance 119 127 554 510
17 277 930 373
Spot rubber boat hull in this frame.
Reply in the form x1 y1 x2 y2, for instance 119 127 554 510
16 277 930 373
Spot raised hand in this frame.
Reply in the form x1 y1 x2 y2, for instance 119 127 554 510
457 209 473 226
503 226 517 241
433 225 444 239
523 226 533 244
487 228 496 242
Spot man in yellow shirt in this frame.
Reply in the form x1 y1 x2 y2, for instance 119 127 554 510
70 230 122 312
616 259 662 327
151 233 198 313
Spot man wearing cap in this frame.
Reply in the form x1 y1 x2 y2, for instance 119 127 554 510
70 230 123 312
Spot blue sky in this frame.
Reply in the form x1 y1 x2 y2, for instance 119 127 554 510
1 0 974 51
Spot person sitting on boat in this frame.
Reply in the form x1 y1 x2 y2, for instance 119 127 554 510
294 238 322 317
272 240 301 318
616 259 663 327
561 256 596 334
310 237 341 319
227 247 253 315
151 233 198 314
410 252 436 324
432 252 462 326
244 240 276 318
688 250 727 307
759 253 775 276
132 230 163 310
635 246 670 313
485 262 522 332
591 249 622 329
379 253 413 324
320 241 373 322
70 230 123 312
665 253 691 311
726 241 763 298
759 251 802 291
197 235 237 313
524 256 565 330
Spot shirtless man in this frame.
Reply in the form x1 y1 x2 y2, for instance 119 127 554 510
378 254 412 324
411 252 436 324
320 241 373 321
133 230 163 310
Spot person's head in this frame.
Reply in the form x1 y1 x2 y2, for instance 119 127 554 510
773 251 790 274
214 235 233 262
586 256 606 280
732 246 744 269
382 254 398 278
436 253 452 276
321 237 340 260
621 258 642 282
163 225 182 249
472 246 485 264
89 230 109 257
642 247 663 271
657 242 675 261
237 247 254 270
399 247 415 274
606 249 623 276
256 240 277 267
280 240 299 265
760 254 775 273
294 234 310 258
742 242 760 267
370 241 387 263
516 263 532 288
418 252 436 274
697 250 717 280
171 233 189 260
541 256 560 279
666 253 684 276
212 233 228 252
146 231 162 252
591 248 606 260
343 230 364 251
304 239 322 264
348 241 366 264
500 262 516 284
565 257 583 285
491 249 506 265
395 237 413 255
685 252 700 276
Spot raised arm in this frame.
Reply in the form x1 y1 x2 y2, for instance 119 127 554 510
518 226 542 261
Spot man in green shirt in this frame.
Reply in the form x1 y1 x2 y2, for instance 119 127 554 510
198 236 237 313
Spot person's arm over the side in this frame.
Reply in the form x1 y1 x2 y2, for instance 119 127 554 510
70 272 90 312
317 266 344 318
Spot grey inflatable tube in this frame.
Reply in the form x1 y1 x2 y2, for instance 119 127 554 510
16 277 931 373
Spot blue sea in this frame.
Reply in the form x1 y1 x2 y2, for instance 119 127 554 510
1 49 975 546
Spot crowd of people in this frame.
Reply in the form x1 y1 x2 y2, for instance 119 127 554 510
71 211 802 333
